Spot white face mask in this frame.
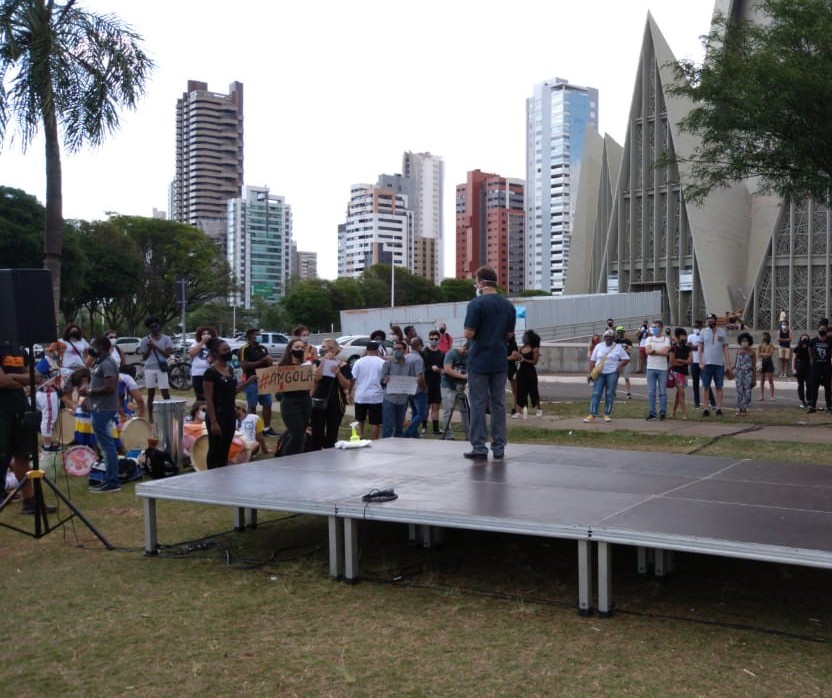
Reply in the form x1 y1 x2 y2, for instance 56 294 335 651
693 328 701 335
196 410 206 420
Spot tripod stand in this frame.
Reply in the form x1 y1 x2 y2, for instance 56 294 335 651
442 386 470 440
0 344 112 548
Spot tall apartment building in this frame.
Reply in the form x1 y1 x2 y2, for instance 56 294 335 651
384 151 443 282
291 243 318 280
227 186 292 309
456 170 525 294
174 80 244 248
526 77 598 294
338 184 412 278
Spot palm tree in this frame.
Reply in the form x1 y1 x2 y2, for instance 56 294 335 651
0 0 152 316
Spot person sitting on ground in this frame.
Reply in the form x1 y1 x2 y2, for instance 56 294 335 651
235 400 268 458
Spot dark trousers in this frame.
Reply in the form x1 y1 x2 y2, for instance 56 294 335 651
809 367 831 409
516 367 539 409
192 375 205 401
796 363 812 404
280 392 312 456
206 413 236 469
690 363 715 408
311 396 344 449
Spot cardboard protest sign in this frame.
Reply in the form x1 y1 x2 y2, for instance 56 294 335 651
385 374 418 396
256 364 314 395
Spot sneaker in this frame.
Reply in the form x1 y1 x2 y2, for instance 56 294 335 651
603 416 612 423
463 451 488 461
491 451 504 460
262 427 278 437
646 414 657 421
583 415 596 423
511 408 517 416
536 409 543 417
90 483 121 493
715 409 723 416
702 409 710 417
21 500 57 515
512 413 521 419
627 393 632 400
799 402 806 409
42 443 61 452
807 407 816 413
659 414 666 421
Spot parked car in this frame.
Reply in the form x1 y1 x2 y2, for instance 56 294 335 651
115 336 142 355
253 331 291 360
336 335 394 367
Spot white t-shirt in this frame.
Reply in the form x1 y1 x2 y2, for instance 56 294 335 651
351 355 385 404
119 373 139 392
687 331 703 363
60 338 89 369
190 342 212 377
237 413 263 445
590 342 630 374
645 335 671 371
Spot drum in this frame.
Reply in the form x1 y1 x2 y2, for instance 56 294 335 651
57 408 76 445
63 445 97 477
119 417 152 451
183 421 206 456
190 433 250 472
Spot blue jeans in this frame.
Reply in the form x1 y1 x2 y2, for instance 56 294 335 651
590 371 619 416
244 381 272 409
646 369 668 417
382 400 407 438
404 392 428 438
467 370 507 455
91 410 119 487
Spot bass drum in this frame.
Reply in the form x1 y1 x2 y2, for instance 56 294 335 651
57 408 76 445
190 433 250 472
63 445 97 477
119 417 152 451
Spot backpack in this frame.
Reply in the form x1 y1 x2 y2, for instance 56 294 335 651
140 446 179 478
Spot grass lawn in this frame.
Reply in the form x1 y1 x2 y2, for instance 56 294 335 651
1 392 831 697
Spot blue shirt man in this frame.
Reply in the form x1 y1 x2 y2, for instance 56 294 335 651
463 266 515 461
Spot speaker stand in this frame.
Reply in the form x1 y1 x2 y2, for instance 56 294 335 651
0 345 112 549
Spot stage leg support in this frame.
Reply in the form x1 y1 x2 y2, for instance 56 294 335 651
246 508 258 530
233 507 246 532
328 516 344 580
143 498 158 556
344 517 359 584
598 541 613 618
578 539 593 616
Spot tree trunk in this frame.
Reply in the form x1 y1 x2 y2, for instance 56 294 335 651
43 105 63 324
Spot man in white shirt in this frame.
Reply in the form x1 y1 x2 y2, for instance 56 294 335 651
644 320 671 421
350 341 385 439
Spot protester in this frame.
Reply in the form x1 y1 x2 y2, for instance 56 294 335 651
350 340 385 439
239 328 276 436
138 317 173 423
507 334 521 416
422 330 445 434
463 266 516 460
757 331 776 401
636 319 650 373
59 323 88 370
777 319 792 377
188 326 217 401
278 338 313 455
515 330 542 418
311 339 352 448
669 327 692 420
442 340 470 439
792 333 812 409
437 322 453 353
583 329 630 423
82 336 121 493
202 338 239 468
292 325 318 363
614 326 633 400
687 319 711 410
645 319 671 421
699 313 729 417
235 400 268 457
381 340 418 438
734 332 756 416
370 330 388 358
403 337 428 438
807 323 831 413
103 330 126 369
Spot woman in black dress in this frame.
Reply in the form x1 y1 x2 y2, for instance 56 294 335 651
202 338 238 469
279 338 313 456
515 330 542 418
311 339 352 448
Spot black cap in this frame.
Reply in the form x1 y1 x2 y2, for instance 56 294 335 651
366 341 380 351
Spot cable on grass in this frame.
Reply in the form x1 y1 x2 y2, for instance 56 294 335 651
686 424 762 455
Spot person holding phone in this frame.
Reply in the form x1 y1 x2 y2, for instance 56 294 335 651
311 339 352 448
138 317 174 423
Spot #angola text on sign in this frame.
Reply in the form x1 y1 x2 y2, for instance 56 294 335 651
255 364 314 395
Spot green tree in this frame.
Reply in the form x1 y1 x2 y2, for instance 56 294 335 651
281 278 336 331
517 289 552 298
0 1 153 314
0 185 43 266
439 277 476 302
669 0 832 203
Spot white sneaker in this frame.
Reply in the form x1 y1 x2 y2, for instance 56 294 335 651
603 416 612 423
511 413 521 419
536 409 543 417
522 407 528 419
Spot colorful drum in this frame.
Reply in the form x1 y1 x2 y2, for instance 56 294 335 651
119 417 152 451
183 421 207 456
63 445 97 477
57 408 76 445
190 433 250 472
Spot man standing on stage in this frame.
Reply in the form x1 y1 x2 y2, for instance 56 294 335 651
463 266 516 461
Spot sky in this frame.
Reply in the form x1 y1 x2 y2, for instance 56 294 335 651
0 0 717 280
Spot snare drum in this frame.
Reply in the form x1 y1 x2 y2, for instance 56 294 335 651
190 433 250 471
57 408 75 445
119 417 152 451
63 445 97 477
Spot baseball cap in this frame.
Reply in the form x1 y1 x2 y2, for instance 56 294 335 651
366 340 380 351
615 325 625 332
603 329 615 338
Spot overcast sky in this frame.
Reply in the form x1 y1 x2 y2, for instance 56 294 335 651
0 0 716 279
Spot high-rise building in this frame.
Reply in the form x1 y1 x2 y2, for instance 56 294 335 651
526 77 598 294
227 186 292 309
292 244 318 280
456 170 525 294
174 80 244 248
402 151 444 282
338 184 412 278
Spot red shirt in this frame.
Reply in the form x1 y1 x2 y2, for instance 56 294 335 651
437 332 453 353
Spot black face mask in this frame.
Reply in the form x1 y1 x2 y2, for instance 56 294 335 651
69 331 81 340
88 346 98 359
291 349 305 359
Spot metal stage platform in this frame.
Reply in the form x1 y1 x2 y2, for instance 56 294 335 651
135 439 832 616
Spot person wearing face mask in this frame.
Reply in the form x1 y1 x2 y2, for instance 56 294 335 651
138 316 174 423
669 328 692 420
276 339 314 455
515 330 543 418
807 323 832 413
644 320 672 420
188 326 218 401
59 324 89 370
777 320 792 377
699 313 730 417
584 329 630 423
733 333 756 416
636 319 650 373
436 323 453 354
291 325 318 364
202 338 239 468
757 331 776 401
792 334 813 408
687 319 711 410
614 326 633 400
422 331 445 434
380 340 418 438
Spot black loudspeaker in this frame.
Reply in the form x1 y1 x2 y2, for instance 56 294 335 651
0 268 57 346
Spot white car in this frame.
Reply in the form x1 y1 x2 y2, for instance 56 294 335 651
115 336 142 354
335 335 394 367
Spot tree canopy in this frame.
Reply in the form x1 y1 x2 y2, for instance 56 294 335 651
669 0 832 204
